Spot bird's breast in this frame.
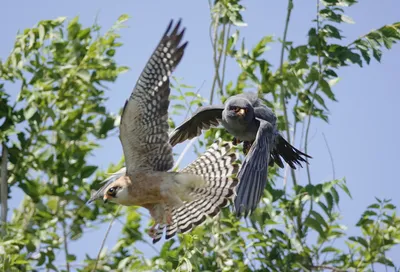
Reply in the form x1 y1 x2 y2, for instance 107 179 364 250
121 172 167 206
221 118 258 141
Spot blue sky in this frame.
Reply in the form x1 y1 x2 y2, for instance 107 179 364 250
1 0 399 268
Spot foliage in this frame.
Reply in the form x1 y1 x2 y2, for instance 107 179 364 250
1 1 400 271
0 15 129 271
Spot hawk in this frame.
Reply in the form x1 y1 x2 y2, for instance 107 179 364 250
169 92 312 217
88 20 239 243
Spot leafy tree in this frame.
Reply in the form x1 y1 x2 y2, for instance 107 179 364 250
1 1 400 271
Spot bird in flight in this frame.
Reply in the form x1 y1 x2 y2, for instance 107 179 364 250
169 92 311 217
88 20 239 243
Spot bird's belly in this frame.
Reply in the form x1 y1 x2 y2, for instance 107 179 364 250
223 123 257 142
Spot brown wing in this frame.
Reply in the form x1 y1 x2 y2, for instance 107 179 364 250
119 20 187 174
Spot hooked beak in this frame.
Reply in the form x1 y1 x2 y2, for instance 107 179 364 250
103 195 111 204
236 108 246 116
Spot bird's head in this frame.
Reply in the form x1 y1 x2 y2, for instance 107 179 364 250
87 176 130 205
225 97 254 122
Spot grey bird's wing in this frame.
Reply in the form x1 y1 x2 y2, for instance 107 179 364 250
234 118 274 217
252 99 312 169
120 20 188 175
169 105 224 146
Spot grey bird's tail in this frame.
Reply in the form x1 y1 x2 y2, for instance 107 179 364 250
270 134 312 169
152 142 239 243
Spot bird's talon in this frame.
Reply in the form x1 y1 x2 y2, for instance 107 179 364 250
232 138 242 145
243 141 253 155
148 224 157 238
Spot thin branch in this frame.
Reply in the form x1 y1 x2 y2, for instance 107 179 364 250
303 85 318 185
209 11 220 104
173 138 197 170
1 143 8 232
213 22 225 91
92 206 122 272
322 133 336 179
302 0 324 237
113 214 160 255
278 0 297 187
62 217 71 272
184 80 206 120
309 265 347 272
244 219 265 270
220 24 231 92
304 0 323 185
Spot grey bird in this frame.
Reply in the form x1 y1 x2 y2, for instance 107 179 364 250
169 92 311 217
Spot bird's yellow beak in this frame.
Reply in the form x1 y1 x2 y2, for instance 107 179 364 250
237 108 246 116
103 195 111 203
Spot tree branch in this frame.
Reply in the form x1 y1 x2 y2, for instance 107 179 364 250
309 265 347 272
322 133 336 179
93 206 121 272
305 0 324 185
1 143 8 232
62 217 71 272
279 0 297 187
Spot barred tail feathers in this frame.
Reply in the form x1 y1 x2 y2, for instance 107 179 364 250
152 141 239 243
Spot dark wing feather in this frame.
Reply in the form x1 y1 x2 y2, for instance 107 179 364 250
253 102 312 169
169 105 224 146
120 20 188 174
234 118 274 217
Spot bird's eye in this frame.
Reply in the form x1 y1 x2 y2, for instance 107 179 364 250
107 187 117 196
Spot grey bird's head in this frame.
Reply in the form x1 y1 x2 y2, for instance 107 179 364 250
224 96 254 123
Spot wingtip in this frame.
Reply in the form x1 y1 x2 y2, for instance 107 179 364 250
164 19 174 36
234 201 255 218
164 18 186 39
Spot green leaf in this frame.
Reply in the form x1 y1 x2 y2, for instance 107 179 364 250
24 107 36 120
77 70 91 82
384 203 396 210
348 236 369 248
321 246 340 253
305 217 326 238
367 203 380 209
319 79 336 100
331 187 340 205
341 14 355 24
118 14 130 23
81 165 98 179
67 254 76 262
310 210 328 228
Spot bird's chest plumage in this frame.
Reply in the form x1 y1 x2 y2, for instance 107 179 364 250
221 117 258 142
118 172 166 206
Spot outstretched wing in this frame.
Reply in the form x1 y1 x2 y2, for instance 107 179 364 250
120 20 188 174
152 142 239 243
234 118 274 217
169 105 224 146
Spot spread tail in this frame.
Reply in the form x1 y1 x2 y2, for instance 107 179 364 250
152 141 239 243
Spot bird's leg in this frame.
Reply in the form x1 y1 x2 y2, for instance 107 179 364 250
232 137 243 146
146 205 159 238
148 223 158 238
165 206 173 225
243 141 253 155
